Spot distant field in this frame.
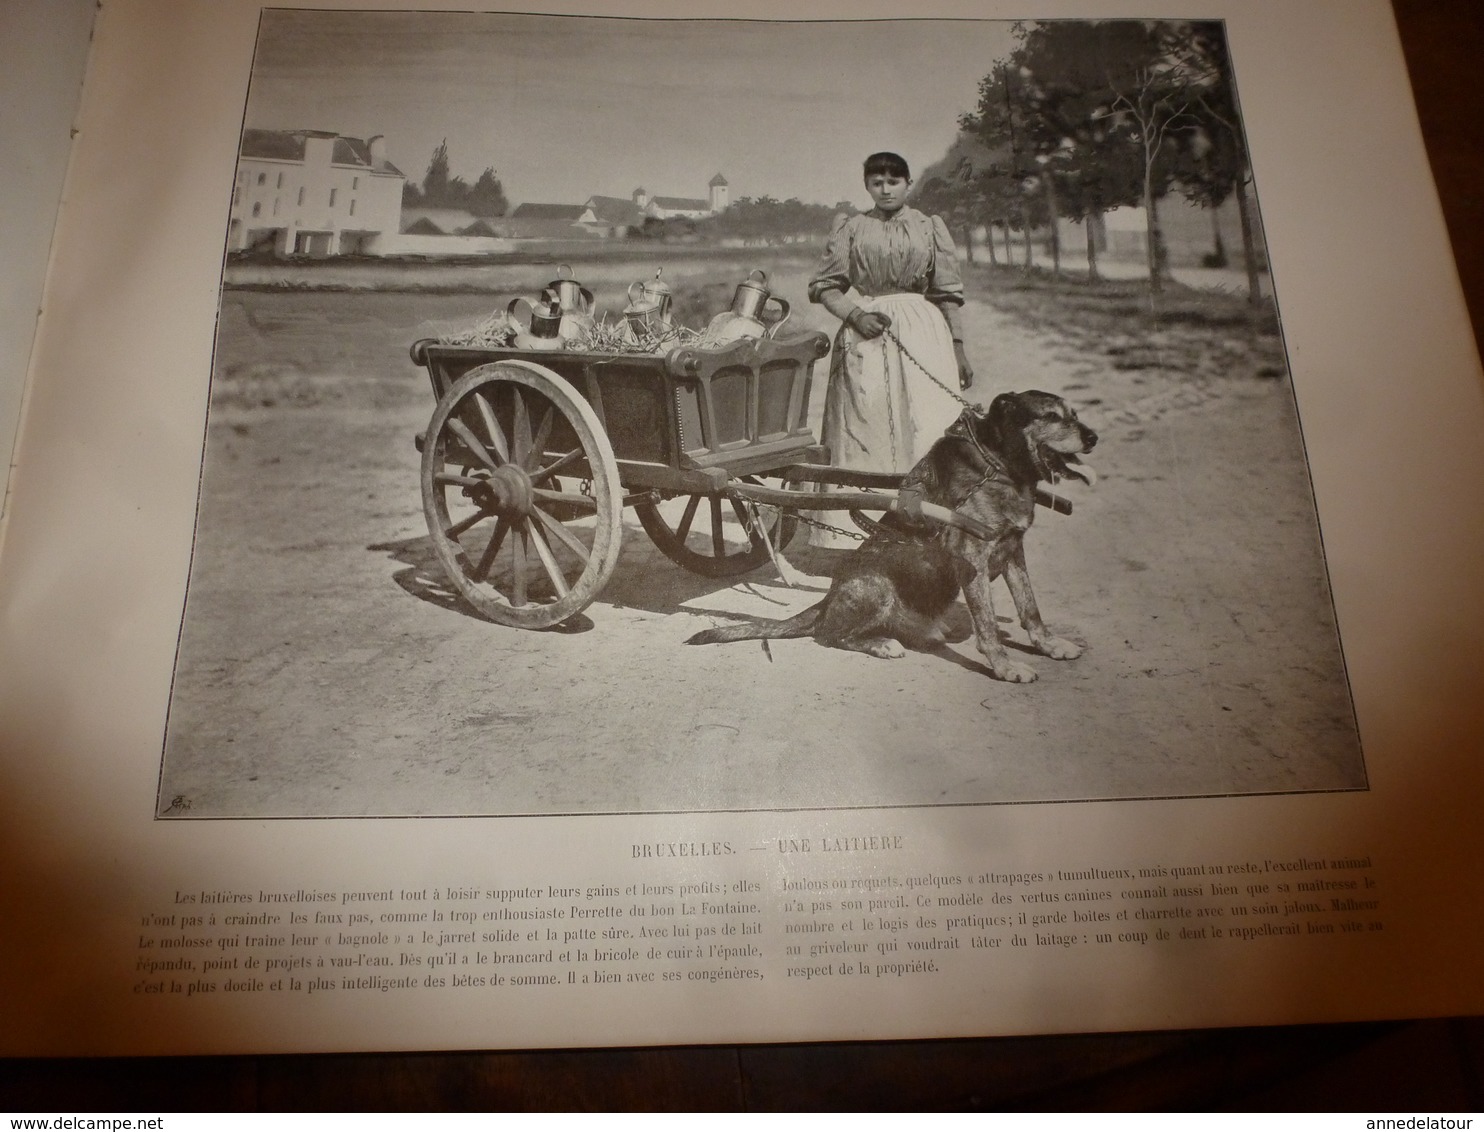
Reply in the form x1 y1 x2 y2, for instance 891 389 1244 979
223 245 823 295
212 254 836 411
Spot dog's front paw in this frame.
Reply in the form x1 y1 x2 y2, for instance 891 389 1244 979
998 660 1038 683
985 655 1038 683
1036 634 1083 661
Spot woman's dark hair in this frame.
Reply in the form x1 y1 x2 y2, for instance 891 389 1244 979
863 151 911 180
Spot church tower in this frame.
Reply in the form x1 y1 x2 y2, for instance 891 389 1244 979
708 173 729 214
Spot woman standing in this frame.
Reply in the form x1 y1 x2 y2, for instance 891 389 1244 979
808 152 975 546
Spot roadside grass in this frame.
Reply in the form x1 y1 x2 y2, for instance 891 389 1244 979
972 263 1288 381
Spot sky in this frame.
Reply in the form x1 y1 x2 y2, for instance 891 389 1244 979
244 11 1019 210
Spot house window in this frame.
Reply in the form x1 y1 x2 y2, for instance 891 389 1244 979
349 199 356 216
352 176 359 190
277 172 284 188
297 187 305 206
251 202 261 217
329 188 338 207
256 172 266 185
273 199 280 216
233 188 240 207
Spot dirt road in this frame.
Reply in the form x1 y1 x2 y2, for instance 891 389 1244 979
159 262 1363 817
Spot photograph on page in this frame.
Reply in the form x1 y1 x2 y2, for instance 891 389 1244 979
156 10 1365 819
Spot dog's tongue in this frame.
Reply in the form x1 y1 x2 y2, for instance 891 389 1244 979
1063 456 1097 486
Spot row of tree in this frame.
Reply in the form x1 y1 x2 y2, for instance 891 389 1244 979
401 139 509 218
916 20 1261 302
399 142 839 243
636 196 843 243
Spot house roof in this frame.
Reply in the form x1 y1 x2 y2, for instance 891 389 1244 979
402 207 477 232
583 195 646 225
650 195 709 211
509 203 586 221
709 173 728 187
240 128 404 176
402 216 447 235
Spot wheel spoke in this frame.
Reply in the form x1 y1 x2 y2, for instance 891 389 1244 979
532 506 591 565
448 417 499 474
532 448 583 485
527 405 556 472
446 505 489 541
525 520 569 598
676 495 701 542
473 517 510 583
511 388 534 467
473 392 510 463
511 525 528 606
710 496 726 557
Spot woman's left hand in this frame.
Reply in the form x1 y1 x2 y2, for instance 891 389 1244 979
954 341 974 390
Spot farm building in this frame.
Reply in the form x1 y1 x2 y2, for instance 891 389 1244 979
228 129 406 256
632 174 728 220
501 203 597 240
577 195 648 238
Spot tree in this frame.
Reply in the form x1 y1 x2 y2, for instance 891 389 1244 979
467 167 509 217
405 141 509 218
913 166 980 264
1174 21 1265 306
960 60 1046 272
702 194 836 244
1011 22 1148 280
422 138 452 203
961 20 1227 294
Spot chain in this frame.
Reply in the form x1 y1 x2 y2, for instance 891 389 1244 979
792 511 867 543
881 337 900 469
883 328 980 413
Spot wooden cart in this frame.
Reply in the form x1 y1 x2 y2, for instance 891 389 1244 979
410 331 995 629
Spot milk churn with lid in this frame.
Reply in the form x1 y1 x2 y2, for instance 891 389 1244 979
506 288 565 351
701 269 790 346
547 264 596 343
623 268 674 340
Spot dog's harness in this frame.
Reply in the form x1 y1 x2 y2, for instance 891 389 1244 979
896 407 1008 532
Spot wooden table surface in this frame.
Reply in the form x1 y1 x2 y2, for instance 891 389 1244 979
4 0 1483 1111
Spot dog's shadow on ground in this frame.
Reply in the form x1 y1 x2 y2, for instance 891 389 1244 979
369 528 1025 666
368 523 834 632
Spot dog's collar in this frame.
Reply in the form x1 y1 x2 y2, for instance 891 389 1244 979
955 428 1013 500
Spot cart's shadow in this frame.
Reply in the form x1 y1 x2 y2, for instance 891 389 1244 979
369 524 1018 663
368 519 833 632
368 521 846 630
366 534 602 633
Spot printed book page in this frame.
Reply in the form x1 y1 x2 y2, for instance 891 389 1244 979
1 0 1482 1056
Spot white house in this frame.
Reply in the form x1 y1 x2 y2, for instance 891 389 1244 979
631 174 729 221
228 129 406 257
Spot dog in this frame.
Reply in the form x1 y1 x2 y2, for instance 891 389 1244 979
686 390 1097 683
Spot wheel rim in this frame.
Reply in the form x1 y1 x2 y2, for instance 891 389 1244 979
635 475 798 578
420 361 621 627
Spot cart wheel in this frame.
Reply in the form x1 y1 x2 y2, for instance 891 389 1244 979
635 475 799 578
421 361 621 628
